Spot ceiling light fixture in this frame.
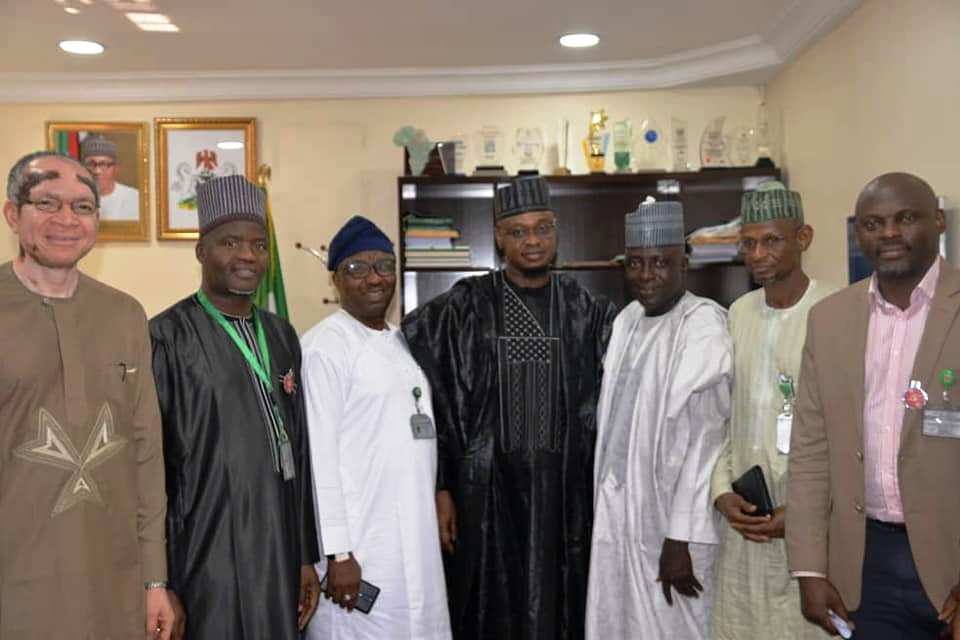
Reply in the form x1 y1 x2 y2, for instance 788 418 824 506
217 141 244 150
559 33 599 48
125 11 169 23
58 39 105 55
136 23 180 32
64 6 81 14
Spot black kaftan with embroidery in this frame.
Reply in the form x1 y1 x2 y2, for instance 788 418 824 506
402 271 616 640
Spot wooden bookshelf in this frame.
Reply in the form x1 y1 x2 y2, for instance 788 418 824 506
397 168 780 314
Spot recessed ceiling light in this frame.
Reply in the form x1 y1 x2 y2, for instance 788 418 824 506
136 23 180 32
559 33 599 48
58 40 105 55
64 6 81 14
125 11 169 24
217 141 244 150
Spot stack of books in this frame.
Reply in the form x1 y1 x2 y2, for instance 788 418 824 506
687 217 741 264
404 213 473 268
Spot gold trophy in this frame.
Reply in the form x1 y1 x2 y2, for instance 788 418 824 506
582 110 609 174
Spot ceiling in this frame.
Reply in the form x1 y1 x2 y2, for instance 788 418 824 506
0 0 860 102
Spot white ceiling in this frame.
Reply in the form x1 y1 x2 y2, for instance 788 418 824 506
0 0 860 101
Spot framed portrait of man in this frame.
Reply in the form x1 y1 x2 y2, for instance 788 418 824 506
155 117 257 240
45 121 150 241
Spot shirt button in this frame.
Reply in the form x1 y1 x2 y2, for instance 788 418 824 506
855 503 864 513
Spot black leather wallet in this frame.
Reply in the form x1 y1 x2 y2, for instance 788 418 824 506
731 465 775 517
319 572 381 614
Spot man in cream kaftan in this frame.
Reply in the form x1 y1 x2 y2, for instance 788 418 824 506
711 182 835 639
586 199 732 640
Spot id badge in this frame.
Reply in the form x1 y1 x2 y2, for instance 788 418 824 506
922 409 960 439
279 440 297 480
410 413 436 439
776 413 792 454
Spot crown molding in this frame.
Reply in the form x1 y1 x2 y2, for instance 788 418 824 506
764 0 862 60
0 2 861 103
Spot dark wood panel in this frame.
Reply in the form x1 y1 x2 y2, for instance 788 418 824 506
398 169 777 315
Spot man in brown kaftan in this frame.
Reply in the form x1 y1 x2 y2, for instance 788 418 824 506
0 151 179 639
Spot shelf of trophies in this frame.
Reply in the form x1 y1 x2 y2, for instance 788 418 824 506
394 108 780 314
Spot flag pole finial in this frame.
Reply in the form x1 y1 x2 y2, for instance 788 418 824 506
257 164 272 188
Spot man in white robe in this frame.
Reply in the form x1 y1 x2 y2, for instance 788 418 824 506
586 198 733 640
302 216 451 640
711 182 836 639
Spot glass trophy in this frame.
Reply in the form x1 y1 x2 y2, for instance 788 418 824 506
613 120 633 173
726 124 757 167
755 101 776 166
474 125 506 175
449 133 469 175
671 117 690 171
699 116 728 168
581 110 609 174
513 127 545 174
554 119 572 175
634 118 667 171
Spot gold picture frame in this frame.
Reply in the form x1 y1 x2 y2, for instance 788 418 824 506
155 117 257 240
45 121 150 241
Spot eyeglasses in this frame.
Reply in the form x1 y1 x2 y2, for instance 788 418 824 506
83 160 116 171
341 258 397 279
22 195 98 217
503 222 558 241
737 234 787 254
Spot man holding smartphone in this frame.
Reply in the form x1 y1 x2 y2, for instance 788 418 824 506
302 216 451 639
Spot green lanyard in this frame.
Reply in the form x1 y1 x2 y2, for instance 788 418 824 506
196 290 273 393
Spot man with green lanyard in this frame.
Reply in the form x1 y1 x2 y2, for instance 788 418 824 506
150 174 320 639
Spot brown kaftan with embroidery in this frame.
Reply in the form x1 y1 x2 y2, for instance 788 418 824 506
0 262 167 639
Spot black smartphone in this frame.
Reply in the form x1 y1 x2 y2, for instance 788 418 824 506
319 572 381 614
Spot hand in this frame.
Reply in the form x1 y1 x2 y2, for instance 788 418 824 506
938 582 960 639
436 490 458 555
737 505 786 543
145 587 179 640
657 538 703 605
167 591 186 640
798 576 853 636
298 564 321 630
714 492 780 542
324 554 362 612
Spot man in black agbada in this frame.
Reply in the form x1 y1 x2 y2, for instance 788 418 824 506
402 175 617 639
149 175 320 639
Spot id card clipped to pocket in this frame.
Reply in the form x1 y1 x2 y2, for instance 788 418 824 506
410 386 436 440
922 369 960 440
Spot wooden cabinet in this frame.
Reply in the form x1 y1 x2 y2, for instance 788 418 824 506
398 168 780 314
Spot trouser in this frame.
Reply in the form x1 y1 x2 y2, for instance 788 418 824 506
851 518 948 639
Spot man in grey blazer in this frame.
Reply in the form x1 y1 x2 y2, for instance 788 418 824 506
786 173 960 639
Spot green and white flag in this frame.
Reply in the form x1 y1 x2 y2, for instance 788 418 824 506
253 184 289 319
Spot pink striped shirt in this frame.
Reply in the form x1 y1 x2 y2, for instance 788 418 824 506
863 258 940 523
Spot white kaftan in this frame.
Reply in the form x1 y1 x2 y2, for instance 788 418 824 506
710 281 836 640
301 310 451 640
586 293 733 640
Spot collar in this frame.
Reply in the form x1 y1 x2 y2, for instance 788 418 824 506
868 257 940 312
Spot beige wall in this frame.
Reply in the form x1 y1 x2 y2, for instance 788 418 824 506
0 87 762 333
766 0 960 286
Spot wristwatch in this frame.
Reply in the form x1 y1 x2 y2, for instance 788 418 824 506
144 581 168 590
